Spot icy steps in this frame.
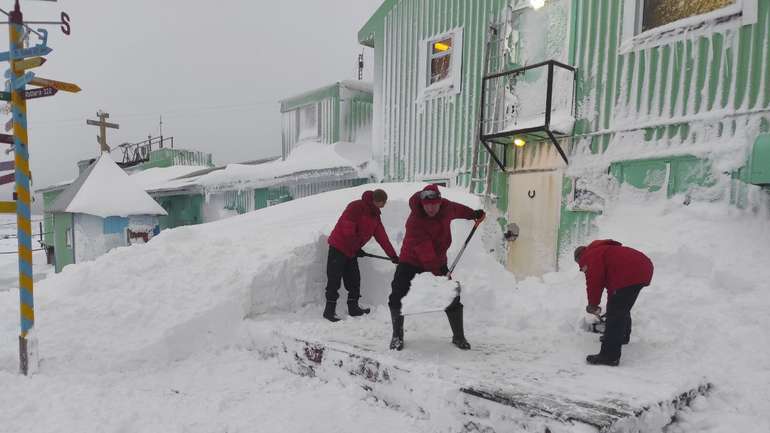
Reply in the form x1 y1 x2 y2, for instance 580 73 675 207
256 332 711 433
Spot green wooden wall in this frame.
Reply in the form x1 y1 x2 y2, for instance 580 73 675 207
155 194 204 229
53 212 74 273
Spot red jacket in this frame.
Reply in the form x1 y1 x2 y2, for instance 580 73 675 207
328 191 398 259
578 240 654 306
399 186 476 274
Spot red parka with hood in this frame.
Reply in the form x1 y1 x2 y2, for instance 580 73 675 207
578 239 654 306
399 185 476 274
328 191 398 259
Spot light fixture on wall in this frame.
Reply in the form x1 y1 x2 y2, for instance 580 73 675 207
530 0 546 10
514 138 526 147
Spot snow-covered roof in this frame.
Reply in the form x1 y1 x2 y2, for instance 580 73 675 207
50 153 167 218
130 165 211 191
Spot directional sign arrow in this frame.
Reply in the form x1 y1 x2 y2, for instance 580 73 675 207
86 119 120 129
29 77 80 93
13 57 46 72
0 201 15 214
0 172 14 185
0 45 52 62
0 87 58 101
0 134 12 145
0 159 13 170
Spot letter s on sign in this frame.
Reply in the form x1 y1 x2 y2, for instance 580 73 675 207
61 12 71 36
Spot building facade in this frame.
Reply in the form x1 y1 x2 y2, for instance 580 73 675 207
360 0 770 277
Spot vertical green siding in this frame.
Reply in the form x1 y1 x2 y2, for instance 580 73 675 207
155 194 204 229
42 189 63 247
375 0 509 185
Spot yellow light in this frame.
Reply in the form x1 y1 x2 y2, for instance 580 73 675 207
514 138 526 147
433 42 451 52
530 0 546 10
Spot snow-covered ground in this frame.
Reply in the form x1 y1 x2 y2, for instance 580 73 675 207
0 184 768 432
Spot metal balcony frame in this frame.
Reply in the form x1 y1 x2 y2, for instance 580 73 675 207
479 59 576 170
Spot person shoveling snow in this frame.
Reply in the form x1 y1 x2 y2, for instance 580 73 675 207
388 184 485 351
575 240 654 366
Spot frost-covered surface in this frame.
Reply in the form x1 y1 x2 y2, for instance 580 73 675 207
54 153 168 218
0 215 52 291
129 165 210 191
0 184 768 432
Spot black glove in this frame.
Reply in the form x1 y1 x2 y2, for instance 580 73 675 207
586 305 602 316
390 256 399 264
356 249 367 258
473 209 485 221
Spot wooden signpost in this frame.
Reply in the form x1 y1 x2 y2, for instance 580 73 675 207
0 0 78 376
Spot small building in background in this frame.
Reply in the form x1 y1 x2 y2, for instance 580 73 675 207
48 153 167 273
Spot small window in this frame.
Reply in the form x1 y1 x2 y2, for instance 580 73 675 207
429 38 453 85
297 104 319 141
641 0 736 32
65 228 72 248
418 28 463 100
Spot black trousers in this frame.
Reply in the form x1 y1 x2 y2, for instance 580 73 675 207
389 262 460 313
324 246 361 303
600 284 644 359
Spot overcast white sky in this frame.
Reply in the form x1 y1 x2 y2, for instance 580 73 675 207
8 0 382 191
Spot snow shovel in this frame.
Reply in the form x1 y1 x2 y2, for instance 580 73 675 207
404 219 482 316
359 251 395 262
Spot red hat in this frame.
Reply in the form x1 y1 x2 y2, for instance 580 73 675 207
420 184 442 204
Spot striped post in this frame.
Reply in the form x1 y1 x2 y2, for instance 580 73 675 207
9 2 34 375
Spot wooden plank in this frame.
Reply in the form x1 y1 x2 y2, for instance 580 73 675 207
0 201 15 213
0 172 14 185
29 77 81 93
85 119 119 129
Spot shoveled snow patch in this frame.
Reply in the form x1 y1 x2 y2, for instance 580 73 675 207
401 274 460 315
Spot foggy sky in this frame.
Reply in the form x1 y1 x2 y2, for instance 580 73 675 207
9 0 382 190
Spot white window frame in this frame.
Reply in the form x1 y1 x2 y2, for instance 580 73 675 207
297 103 320 141
417 28 464 101
619 0 758 53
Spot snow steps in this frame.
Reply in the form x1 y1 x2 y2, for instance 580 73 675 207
266 334 712 433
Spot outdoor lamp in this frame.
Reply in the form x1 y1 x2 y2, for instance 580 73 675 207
530 0 545 10
514 138 526 147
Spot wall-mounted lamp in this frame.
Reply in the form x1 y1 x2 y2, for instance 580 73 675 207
530 0 546 10
513 138 526 147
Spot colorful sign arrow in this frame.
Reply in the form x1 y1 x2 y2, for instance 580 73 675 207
0 44 52 62
0 160 12 170
13 56 46 72
0 172 14 185
0 201 15 214
0 87 60 101
29 76 80 93
0 134 13 145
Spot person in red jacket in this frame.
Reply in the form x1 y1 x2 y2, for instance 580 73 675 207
574 240 654 366
324 189 399 322
388 184 485 351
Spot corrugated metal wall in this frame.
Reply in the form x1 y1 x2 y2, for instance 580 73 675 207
377 0 508 185
572 1 770 154
281 96 340 158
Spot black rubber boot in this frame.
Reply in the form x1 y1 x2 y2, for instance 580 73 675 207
586 353 619 366
347 299 371 316
445 300 470 350
322 301 340 322
389 308 404 351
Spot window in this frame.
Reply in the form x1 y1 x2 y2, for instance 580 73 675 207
429 38 453 85
641 0 736 32
418 28 464 100
297 103 319 141
620 0 757 51
65 228 72 248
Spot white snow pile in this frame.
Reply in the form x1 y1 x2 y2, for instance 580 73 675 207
194 140 370 189
401 273 461 315
0 182 768 432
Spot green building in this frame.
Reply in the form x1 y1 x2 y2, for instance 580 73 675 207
359 0 770 276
